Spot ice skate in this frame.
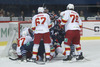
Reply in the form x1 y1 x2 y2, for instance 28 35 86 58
76 52 84 60
21 56 27 62
63 55 72 61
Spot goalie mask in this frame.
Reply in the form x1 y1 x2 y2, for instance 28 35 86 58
12 43 17 50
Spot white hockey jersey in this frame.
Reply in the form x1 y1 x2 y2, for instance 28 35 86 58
16 36 33 55
61 10 82 32
18 36 33 47
32 13 51 34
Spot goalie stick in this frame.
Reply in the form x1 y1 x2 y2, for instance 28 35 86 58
42 3 45 7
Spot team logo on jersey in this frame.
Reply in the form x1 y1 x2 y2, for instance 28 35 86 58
64 38 68 42
62 13 65 18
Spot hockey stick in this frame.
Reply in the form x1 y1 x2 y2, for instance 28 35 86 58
43 3 45 7
82 27 95 31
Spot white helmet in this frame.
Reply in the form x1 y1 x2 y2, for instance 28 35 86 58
67 4 74 10
21 27 29 37
38 7 44 13
22 30 28 37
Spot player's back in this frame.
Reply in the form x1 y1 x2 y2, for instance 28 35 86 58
16 36 33 55
32 13 51 34
18 36 33 47
64 10 82 31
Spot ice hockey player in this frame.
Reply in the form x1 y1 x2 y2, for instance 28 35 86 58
17 28 44 62
56 11 76 57
17 28 33 62
32 7 52 62
59 4 84 61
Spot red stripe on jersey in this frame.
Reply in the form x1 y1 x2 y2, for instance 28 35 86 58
58 24 64 28
33 52 38 55
32 27 36 31
62 19 67 23
48 24 52 29
65 48 70 51
51 49 55 52
76 47 81 51
46 53 50 56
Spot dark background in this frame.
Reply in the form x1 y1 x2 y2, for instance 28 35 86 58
0 0 100 18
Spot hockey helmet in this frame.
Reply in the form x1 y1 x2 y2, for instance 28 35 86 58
21 27 30 37
12 43 17 50
67 4 74 10
38 7 44 13
22 31 28 36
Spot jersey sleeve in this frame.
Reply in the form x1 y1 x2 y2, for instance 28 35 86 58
61 11 69 25
27 36 33 42
31 16 36 31
47 14 52 29
78 15 82 28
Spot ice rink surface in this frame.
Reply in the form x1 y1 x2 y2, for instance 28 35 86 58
0 40 100 67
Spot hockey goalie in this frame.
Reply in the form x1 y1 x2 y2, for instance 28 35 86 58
8 27 34 61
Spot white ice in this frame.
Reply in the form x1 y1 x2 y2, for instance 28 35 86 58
0 40 100 67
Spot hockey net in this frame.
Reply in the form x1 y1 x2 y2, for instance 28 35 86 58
0 21 32 57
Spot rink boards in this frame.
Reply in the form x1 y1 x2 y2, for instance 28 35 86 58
0 20 100 46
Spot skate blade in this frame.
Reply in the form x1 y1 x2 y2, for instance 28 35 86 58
76 58 90 62
36 61 45 65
